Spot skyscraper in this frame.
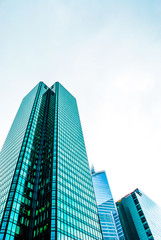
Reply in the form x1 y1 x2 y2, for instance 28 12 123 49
91 167 125 240
0 82 103 240
116 188 161 240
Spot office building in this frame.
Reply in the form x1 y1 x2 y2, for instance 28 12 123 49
91 167 125 240
116 188 161 240
0 82 103 240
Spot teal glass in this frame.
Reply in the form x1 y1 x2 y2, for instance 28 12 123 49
116 188 161 240
0 82 103 240
50 83 102 239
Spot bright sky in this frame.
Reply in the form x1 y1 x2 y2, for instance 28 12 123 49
1 0 161 206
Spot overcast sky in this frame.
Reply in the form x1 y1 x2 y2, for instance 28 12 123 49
1 0 161 206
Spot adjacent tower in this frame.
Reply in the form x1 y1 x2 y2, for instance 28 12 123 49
91 167 125 240
116 188 161 240
0 82 103 240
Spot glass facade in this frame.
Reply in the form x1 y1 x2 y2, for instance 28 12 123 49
91 168 125 240
0 82 103 240
116 188 161 240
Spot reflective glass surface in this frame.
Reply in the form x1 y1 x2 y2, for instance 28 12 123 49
116 189 161 240
54 83 103 240
92 170 125 240
0 82 47 239
135 189 161 240
0 82 103 240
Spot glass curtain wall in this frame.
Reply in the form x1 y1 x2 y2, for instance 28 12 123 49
0 82 103 240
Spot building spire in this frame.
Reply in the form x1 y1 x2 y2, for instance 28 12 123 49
91 164 95 174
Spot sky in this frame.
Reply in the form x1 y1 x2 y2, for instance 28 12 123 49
1 0 161 206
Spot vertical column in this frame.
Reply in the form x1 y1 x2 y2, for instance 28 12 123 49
51 83 59 240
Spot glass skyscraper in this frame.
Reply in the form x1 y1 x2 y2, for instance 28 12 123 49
116 188 161 240
91 167 125 240
0 82 103 240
